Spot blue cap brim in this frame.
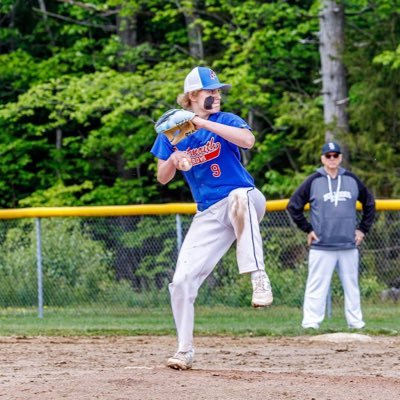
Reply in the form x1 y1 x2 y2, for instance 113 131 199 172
202 83 232 90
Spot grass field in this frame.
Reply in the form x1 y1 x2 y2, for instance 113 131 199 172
0 303 398 336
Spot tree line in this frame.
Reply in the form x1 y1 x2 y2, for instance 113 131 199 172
0 0 398 209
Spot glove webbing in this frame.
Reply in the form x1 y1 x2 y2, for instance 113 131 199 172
163 120 197 145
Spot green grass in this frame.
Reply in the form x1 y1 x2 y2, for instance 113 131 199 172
0 304 398 337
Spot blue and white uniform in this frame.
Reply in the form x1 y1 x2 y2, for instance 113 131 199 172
151 112 267 352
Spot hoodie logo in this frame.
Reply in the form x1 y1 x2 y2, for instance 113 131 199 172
323 191 352 203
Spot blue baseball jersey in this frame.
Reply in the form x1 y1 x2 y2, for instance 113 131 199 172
150 112 255 211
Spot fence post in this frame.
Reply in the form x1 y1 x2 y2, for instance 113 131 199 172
326 285 332 319
35 218 44 318
326 263 338 319
176 214 183 252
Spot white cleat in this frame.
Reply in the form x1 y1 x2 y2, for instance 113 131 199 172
167 349 194 370
302 323 320 330
251 270 273 307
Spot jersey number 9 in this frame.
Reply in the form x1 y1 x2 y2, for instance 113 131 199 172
210 164 221 177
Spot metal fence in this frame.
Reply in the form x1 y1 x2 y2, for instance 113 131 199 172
0 201 399 317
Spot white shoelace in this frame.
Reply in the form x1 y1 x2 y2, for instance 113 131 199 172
252 271 270 292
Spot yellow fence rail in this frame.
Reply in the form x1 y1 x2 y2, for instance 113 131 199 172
0 199 398 219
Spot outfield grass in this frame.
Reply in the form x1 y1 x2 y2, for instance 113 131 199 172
0 304 398 336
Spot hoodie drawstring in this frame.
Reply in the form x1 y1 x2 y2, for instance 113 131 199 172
327 175 341 207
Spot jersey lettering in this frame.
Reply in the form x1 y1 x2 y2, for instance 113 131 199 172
185 137 221 166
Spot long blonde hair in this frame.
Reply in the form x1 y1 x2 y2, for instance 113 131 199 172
176 90 200 110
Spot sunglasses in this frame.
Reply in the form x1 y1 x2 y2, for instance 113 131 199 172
324 153 340 159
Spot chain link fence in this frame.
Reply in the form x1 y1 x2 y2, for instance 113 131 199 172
0 203 399 318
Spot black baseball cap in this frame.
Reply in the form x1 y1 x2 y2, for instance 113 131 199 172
321 142 341 154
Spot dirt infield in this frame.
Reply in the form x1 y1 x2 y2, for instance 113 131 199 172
1 335 399 399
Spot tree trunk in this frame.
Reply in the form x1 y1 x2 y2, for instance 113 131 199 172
37 0 55 45
176 0 204 60
319 0 349 148
116 11 137 72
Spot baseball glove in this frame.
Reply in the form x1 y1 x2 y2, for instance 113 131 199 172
155 109 197 145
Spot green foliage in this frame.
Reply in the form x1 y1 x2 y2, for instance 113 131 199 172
344 0 400 196
374 45 400 70
19 181 94 207
261 167 316 199
0 218 114 306
117 214 185 290
359 276 385 300
363 211 400 288
0 0 398 207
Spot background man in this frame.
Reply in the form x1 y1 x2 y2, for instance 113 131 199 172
287 142 375 329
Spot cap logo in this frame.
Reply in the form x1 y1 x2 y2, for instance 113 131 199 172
209 70 217 80
328 142 335 150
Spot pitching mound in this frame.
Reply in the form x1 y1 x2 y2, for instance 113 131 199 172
1 336 400 399
310 332 372 343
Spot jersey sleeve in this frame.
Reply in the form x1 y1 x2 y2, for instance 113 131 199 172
150 133 174 161
216 112 252 130
212 112 252 151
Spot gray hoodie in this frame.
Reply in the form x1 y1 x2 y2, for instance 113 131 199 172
287 167 375 250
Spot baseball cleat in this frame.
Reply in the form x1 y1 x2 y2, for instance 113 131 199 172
251 270 273 307
302 323 320 329
167 349 194 370
348 322 366 329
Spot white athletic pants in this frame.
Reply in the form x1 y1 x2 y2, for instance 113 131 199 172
169 187 266 352
302 248 365 329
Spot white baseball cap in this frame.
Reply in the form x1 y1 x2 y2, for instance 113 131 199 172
184 67 231 93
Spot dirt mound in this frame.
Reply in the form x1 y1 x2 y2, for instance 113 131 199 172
0 335 399 399
309 332 372 343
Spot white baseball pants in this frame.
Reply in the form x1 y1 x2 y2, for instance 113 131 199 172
302 248 365 329
169 187 266 352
